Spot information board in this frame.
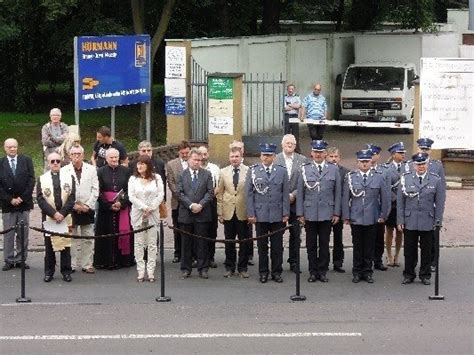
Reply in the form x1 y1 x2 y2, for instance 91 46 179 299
74 35 151 110
420 58 474 149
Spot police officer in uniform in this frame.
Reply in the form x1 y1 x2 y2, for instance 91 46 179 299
397 152 446 285
407 138 446 272
342 150 390 284
366 144 388 271
382 142 409 267
246 143 290 283
297 140 341 283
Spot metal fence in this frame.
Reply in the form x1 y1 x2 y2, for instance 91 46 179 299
190 57 209 141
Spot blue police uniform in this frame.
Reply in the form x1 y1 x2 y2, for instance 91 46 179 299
342 150 390 283
245 143 290 283
296 140 341 282
398 153 446 284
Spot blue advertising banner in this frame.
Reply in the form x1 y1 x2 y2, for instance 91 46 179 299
75 35 151 110
165 96 186 115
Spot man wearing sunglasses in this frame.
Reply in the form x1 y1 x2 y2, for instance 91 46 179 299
37 153 76 283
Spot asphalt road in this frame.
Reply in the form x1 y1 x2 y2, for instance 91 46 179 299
1 248 473 354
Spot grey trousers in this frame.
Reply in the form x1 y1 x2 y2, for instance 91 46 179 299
2 211 29 264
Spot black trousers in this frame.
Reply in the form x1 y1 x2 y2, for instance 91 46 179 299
286 211 301 266
307 124 326 140
283 114 301 152
224 214 249 272
172 209 182 258
180 222 209 273
305 220 331 276
44 236 71 277
351 224 376 277
208 198 218 262
404 229 432 280
373 223 385 264
256 222 284 277
331 219 344 268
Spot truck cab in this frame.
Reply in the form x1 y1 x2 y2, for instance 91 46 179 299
339 62 418 123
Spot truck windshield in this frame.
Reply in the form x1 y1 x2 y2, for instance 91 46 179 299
343 67 405 91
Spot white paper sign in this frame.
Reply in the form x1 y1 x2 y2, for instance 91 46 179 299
420 58 474 149
208 99 233 117
209 116 233 135
165 46 186 78
43 219 69 235
165 78 186 97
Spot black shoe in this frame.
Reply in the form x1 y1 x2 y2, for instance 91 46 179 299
71 269 76 273
259 275 268 283
172 257 180 263
374 263 388 271
333 266 345 273
181 271 191 279
352 275 361 283
271 275 283 283
430 265 436 273
290 264 302 273
62 274 72 282
14 262 30 269
2 263 14 271
248 260 254 266
43 275 53 282
421 278 431 285
365 275 374 283
318 274 329 283
209 261 217 269
402 278 414 284
308 274 318 283
199 271 209 279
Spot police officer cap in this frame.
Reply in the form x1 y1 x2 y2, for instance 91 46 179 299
356 149 373 161
412 152 429 164
366 144 382 155
259 143 277 154
310 140 328 151
416 138 434 149
388 142 406 154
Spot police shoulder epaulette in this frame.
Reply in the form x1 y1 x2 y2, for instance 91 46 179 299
249 164 258 168
373 169 383 174
349 170 357 175
302 162 311 166
276 164 286 169
402 171 411 176
429 171 440 177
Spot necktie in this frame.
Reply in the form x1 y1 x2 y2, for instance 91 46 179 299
233 167 239 189
318 165 322 174
266 167 271 177
10 158 16 175
397 163 401 173
363 173 367 184
419 176 422 184
192 170 198 191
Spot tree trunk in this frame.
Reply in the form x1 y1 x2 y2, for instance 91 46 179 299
216 0 231 36
260 0 281 34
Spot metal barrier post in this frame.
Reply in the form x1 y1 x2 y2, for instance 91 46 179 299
290 223 306 301
156 220 171 302
429 227 444 301
16 221 31 303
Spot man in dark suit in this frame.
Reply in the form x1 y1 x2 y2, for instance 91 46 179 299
129 141 167 201
275 134 307 272
177 148 214 279
0 138 35 271
326 146 349 273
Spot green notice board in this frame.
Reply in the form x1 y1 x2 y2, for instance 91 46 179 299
208 77 233 100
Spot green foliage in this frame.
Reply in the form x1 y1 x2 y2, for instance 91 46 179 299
385 0 437 32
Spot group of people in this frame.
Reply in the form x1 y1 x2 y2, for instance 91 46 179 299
1 106 446 288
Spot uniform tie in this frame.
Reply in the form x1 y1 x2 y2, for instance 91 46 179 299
363 173 367 184
192 170 198 191
318 164 322 174
233 167 239 189
266 167 271 177
419 176 422 184
397 163 401 173
10 158 16 175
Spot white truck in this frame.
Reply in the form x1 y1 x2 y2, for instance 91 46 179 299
338 32 458 125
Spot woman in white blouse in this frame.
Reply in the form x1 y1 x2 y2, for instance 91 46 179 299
128 155 164 282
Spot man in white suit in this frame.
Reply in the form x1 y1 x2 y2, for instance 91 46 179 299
61 144 99 273
216 147 250 278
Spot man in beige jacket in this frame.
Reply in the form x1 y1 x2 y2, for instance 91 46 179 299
216 147 250 278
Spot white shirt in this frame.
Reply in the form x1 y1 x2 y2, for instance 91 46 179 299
284 154 294 178
181 159 188 170
203 162 220 188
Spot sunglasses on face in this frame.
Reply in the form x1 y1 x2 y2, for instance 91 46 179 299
50 159 61 164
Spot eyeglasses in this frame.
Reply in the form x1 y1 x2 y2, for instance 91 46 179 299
70 152 82 156
140 149 152 152
50 159 61 164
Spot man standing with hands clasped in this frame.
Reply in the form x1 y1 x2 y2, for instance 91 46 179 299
246 143 290 284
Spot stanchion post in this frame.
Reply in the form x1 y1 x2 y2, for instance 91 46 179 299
156 220 171 302
290 223 306 302
16 221 31 303
429 226 444 300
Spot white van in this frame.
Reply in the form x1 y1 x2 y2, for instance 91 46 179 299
339 62 418 123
